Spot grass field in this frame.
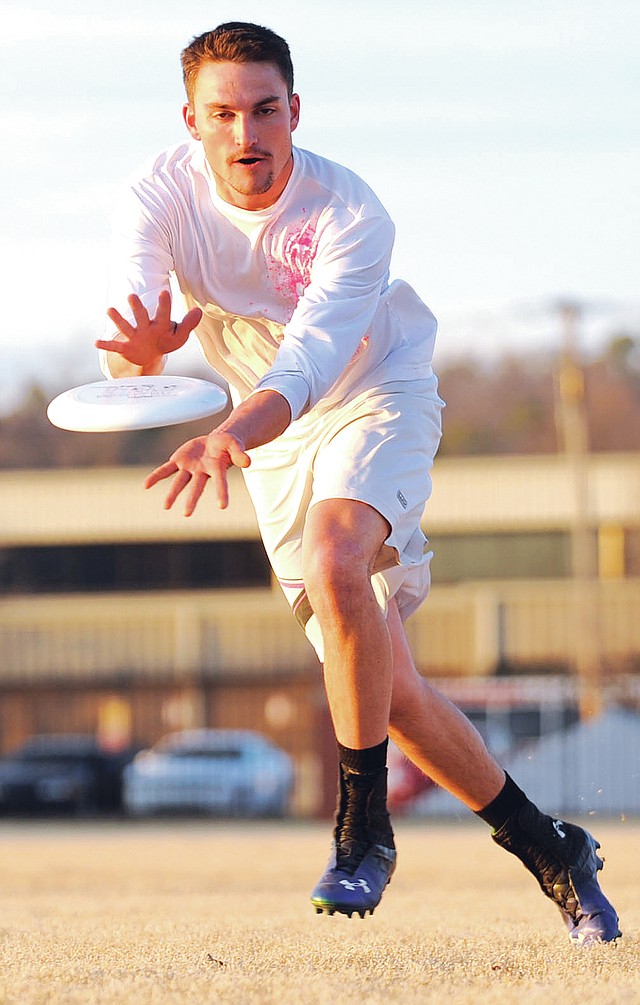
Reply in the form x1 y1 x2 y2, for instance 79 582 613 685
0 818 637 1005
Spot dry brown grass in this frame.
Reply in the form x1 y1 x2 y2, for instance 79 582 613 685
0 819 637 1005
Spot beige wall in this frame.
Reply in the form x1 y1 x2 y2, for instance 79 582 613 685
2 452 640 546
2 454 640 685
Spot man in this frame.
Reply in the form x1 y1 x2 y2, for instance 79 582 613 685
97 22 620 944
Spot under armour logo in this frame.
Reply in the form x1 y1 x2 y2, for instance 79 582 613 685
553 819 566 839
339 878 371 893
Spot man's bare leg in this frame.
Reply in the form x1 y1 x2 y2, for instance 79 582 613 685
303 498 397 916
385 599 621 944
303 498 393 749
386 598 505 810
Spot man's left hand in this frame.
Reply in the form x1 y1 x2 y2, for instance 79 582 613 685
145 431 251 516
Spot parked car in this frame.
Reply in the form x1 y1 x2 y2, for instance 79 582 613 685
123 729 294 818
0 734 137 816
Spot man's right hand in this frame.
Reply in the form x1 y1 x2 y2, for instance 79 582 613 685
95 289 202 375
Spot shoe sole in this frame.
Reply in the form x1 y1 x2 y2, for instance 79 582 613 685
313 905 375 919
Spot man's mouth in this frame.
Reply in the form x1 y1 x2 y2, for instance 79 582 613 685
236 156 265 165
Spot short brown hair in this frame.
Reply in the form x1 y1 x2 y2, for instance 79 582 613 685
181 22 294 104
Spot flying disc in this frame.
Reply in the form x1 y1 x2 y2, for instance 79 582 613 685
47 375 229 432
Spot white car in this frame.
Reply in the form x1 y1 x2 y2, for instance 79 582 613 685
122 729 294 818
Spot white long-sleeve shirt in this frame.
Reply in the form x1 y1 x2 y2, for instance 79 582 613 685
103 141 438 421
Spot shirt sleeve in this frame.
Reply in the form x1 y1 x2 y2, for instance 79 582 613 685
99 181 175 378
251 207 395 419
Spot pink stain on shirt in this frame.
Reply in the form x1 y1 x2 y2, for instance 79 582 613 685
268 218 318 304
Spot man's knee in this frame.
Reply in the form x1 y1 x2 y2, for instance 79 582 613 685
303 500 388 594
304 537 366 612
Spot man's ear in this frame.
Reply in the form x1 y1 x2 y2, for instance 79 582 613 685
290 93 301 133
183 104 200 140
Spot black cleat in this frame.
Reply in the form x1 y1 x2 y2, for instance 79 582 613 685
311 764 396 918
492 802 621 946
311 840 396 917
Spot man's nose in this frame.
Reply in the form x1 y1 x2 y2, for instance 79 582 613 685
234 114 258 147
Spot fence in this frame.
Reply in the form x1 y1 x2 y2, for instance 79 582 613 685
2 578 640 682
0 578 639 819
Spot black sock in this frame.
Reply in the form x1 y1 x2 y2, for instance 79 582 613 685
475 772 529 831
337 738 388 775
336 738 394 850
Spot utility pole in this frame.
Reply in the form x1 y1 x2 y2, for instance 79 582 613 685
554 302 603 719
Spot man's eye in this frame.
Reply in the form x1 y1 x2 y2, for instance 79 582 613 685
259 107 276 116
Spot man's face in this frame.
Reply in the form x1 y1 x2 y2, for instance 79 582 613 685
184 60 300 211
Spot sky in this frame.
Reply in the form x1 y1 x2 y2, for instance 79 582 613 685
1 0 639 409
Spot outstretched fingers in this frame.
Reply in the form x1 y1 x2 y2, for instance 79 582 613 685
96 307 136 350
94 336 126 354
128 294 152 328
162 470 192 510
144 461 179 491
97 290 202 363
154 289 173 328
144 459 211 516
97 298 148 354
210 466 230 510
183 471 210 517
144 434 248 516
175 306 203 343
156 469 209 516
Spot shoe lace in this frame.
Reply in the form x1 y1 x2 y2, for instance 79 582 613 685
334 768 394 874
525 844 580 918
335 773 370 874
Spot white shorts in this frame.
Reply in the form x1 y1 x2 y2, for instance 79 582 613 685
242 375 444 661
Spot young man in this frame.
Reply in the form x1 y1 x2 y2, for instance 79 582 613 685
97 22 620 944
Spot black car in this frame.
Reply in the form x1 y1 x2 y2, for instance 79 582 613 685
0 734 138 816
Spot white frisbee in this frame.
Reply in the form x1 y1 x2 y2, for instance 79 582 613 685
47 375 229 432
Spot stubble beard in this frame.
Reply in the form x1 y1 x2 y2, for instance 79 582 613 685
234 170 276 197
210 162 276 201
